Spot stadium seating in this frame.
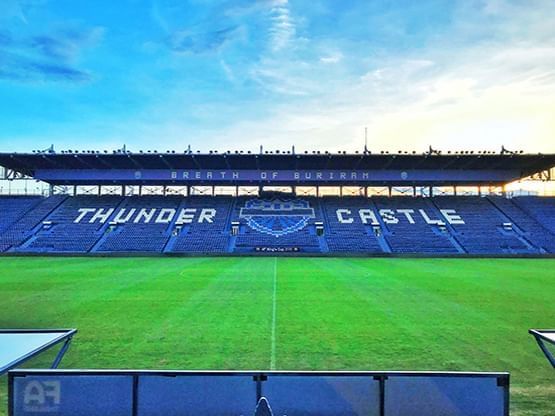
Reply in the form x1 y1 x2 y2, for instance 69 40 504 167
0 197 41 234
322 197 384 253
232 197 321 253
23 196 124 253
373 196 461 254
0 195 554 255
512 197 555 234
432 196 536 254
488 196 555 253
0 195 66 252
171 196 232 253
96 196 177 252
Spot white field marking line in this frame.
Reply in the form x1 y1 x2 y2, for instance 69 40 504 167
270 257 278 370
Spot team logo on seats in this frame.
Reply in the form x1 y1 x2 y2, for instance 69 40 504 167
240 199 315 237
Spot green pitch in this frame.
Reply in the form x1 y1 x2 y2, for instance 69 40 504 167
0 257 553 415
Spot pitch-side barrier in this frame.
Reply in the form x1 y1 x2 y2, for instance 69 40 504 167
8 370 509 416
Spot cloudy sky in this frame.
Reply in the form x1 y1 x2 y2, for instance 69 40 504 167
0 0 554 153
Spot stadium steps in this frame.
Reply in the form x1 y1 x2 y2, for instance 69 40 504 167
22 197 46 217
226 198 239 253
162 198 189 253
485 197 540 253
0 196 43 233
426 199 466 254
317 235 329 253
2 195 68 252
371 226 391 254
312 198 328 253
511 197 555 235
87 197 129 252
228 234 238 252
444 231 466 253
487 196 555 253
17 234 40 250
367 198 392 253
368 198 392 236
19 195 124 253
90 230 115 253
319 198 335 253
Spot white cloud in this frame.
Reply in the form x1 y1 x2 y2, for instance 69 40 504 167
192 1 555 154
320 51 343 64
220 59 235 82
68 0 555 155
268 0 296 52
186 36 555 154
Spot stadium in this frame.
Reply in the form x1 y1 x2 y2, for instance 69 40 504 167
0 148 554 415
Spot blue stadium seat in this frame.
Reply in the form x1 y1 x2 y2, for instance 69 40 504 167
0 195 554 255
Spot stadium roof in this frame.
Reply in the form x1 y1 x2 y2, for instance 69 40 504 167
1 152 554 186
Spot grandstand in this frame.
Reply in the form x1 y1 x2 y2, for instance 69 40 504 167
0 150 554 256
1 149 554 415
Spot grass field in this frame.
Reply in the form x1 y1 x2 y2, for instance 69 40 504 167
0 257 553 415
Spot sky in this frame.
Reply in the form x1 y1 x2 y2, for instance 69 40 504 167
0 0 554 154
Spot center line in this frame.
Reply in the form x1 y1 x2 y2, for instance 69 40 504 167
270 257 278 370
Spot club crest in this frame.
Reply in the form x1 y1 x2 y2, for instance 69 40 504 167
239 199 315 237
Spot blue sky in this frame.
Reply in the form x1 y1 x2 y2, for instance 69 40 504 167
1 0 554 153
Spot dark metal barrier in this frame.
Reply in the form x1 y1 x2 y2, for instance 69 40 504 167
8 370 509 416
